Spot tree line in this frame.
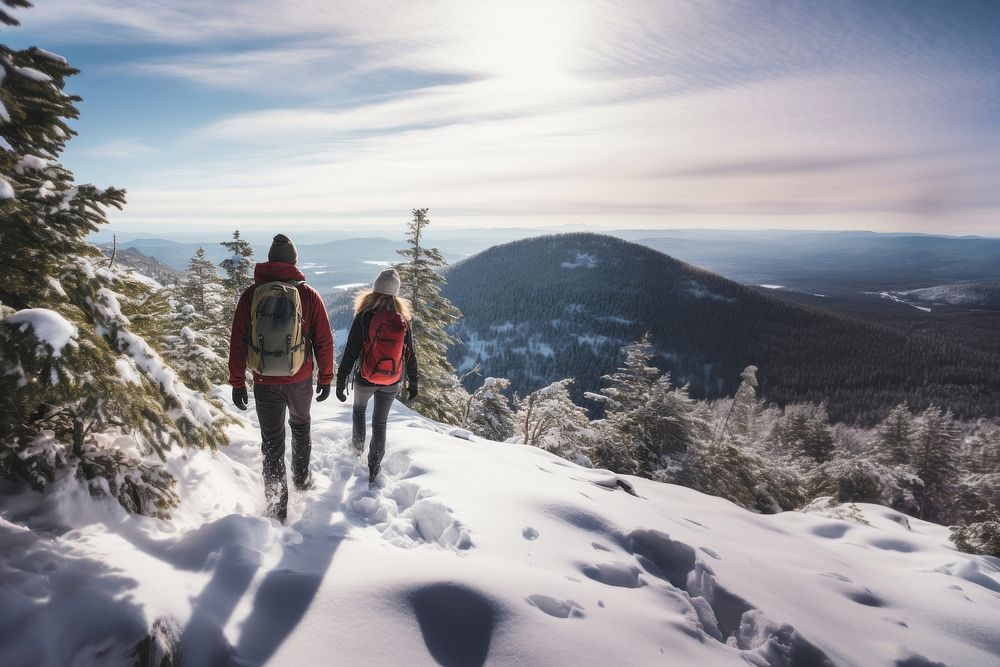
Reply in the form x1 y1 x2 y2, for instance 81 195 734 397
453 335 1000 558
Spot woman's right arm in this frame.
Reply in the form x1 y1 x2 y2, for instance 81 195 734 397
336 314 365 387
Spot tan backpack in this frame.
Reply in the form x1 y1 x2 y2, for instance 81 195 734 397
246 281 307 376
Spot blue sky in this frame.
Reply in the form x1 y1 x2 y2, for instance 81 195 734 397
5 1 1000 235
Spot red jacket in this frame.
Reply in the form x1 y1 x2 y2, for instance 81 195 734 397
228 262 335 389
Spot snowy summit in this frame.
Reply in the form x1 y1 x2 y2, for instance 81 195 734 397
1 394 997 666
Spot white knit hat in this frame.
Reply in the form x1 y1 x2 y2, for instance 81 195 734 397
373 268 401 296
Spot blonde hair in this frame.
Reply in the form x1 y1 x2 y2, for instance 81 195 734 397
354 290 413 321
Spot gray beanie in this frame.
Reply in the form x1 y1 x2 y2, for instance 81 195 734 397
268 234 297 264
373 268 401 296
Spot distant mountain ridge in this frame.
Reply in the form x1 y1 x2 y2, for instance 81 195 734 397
442 233 1000 423
97 245 181 285
630 230 1000 290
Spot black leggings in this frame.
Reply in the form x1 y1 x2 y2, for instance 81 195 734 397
352 383 399 471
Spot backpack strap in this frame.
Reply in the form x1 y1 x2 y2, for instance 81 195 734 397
292 281 312 348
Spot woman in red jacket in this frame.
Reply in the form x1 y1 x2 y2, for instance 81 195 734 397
336 269 419 484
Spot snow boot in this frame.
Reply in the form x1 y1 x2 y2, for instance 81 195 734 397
294 471 313 491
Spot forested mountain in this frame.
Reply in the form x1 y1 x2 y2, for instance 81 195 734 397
442 233 1000 424
98 245 181 285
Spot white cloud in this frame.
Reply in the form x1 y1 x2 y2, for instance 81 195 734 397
80 138 157 158
12 0 1000 234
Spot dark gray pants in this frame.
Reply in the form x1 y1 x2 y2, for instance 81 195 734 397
254 378 313 521
352 383 399 474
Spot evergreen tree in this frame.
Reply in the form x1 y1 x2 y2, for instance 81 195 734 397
161 304 227 392
587 334 710 477
219 229 254 303
671 368 804 514
770 403 836 463
0 10 230 517
954 422 1000 529
1 2 30 28
465 377 517 441
395 208 466 423
950 520 1000 558
873 403 915 465
174 247 229 357
725 364 759 443
811 452 918 507
516 379 592 461
911 405 960 523
674 436 804 514
965 422 1000 475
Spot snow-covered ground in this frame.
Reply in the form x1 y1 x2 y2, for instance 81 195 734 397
872 291 933 313
899 283 1000 308
2 395 999 666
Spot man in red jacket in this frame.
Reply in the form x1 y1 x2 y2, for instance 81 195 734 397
228 234 335 523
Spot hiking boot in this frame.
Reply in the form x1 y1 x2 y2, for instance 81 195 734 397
268 506 287 524
294 472 314 492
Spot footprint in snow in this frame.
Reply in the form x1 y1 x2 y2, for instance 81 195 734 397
526 594 585 619
579 562 646 589
812 522 853 539
343 447 473 551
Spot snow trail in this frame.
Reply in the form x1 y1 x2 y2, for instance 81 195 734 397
1 393 999 666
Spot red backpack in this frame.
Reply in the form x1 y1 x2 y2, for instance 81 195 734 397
360 310 408 385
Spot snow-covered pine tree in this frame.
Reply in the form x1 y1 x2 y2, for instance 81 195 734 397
671 366 803 514
873 403 915 465
950 519 1000 558
515 379 592 461
810 452 918 507
951 422 1000 555
674 435 804 514
911 405 960 523
395 208 466 423
173 247 229 357
587 334 710 477
1 1 30 28
769 402 836 464
0 11 230 516
965 421 1000 475
465 377 517 441
161 303 228 392
722 364 759 444
952 422 1000 534
219 229 254 304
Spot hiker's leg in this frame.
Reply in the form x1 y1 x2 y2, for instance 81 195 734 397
352 384 376 451
368 384 399 475
286 378 313 488
254 383 288 521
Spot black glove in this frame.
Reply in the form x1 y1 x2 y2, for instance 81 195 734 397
232 387 248 411
316 383 331 402
336 384 347 402
407 384 418 402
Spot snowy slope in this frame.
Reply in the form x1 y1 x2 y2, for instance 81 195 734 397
2 394 999 666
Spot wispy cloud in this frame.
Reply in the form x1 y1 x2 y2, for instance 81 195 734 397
80 138 158 158
10 0 1000 235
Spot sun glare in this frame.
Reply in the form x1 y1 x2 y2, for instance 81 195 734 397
467 0 579 90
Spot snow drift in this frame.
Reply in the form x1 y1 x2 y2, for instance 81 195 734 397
1 392 998 666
